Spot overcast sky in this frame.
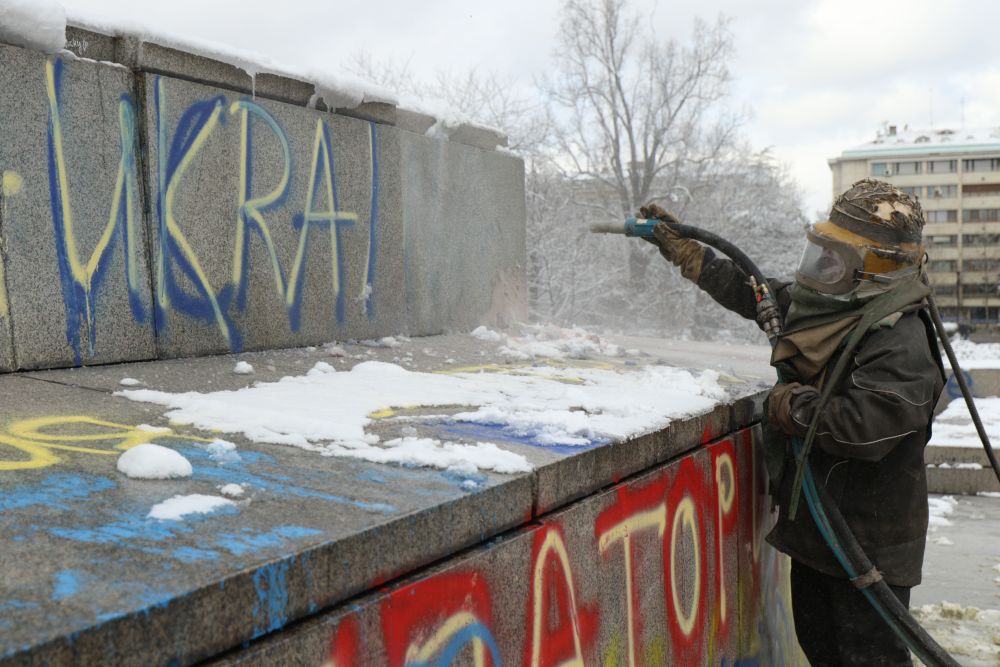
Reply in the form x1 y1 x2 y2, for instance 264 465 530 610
61 0 1000 218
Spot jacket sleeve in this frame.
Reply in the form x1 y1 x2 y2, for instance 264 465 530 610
695 248 791 321
790 315 943 462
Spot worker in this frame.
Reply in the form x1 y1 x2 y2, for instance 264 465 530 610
642 178 945 666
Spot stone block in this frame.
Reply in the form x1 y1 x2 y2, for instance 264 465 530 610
446 122 508 151
140 74 404 357
63 25 117 62
253 73 315 107
0 46 156 369
401 132 526 335
128 38 255 94
396 107 436 135
334 101 397 126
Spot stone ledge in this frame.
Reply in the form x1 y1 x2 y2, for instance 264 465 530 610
445 123 508 151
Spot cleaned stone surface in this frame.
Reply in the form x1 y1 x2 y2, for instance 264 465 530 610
401 133 527 335
0 46 156 370
140 74 404 358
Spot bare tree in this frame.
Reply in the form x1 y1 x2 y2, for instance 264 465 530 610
543 0 740 286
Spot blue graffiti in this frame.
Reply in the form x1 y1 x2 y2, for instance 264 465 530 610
46 58 148 364
411 621 503 667
251 560 290 638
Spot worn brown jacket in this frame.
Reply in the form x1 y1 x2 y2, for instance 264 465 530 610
696 249 945 586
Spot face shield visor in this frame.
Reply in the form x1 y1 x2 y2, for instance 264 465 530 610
795 230 864 295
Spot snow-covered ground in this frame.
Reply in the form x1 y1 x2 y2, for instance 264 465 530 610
917 493 1000 666
931 397 1000 449
117 327 727 476
950 338 1000 370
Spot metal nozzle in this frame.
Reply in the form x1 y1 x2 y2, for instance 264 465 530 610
589 221 629 234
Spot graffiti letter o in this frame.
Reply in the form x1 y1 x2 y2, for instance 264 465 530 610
669 495 700 636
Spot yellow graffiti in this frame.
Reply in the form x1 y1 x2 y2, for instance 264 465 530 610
230 100 290 300
598 504 667 667
669 496 700 636
405 611 488 667
531 529 586 667
2 170 22 197
287 118 359 311
46 61 145 337
715 452 735 625
155 78 231 346
0 416 205 471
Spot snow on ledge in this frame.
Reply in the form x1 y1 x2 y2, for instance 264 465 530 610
63 9 397 109
0 0 66 53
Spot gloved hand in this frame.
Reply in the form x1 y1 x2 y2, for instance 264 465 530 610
637 203 706 281
768 382 820 436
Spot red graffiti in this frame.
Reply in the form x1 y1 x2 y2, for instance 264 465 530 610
320 427 794 667
381 571 496 666
523 525 598 667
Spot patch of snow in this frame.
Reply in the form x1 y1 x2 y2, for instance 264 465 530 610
219 483 245 498
0 0 65 53
116 444 192 480
910 602 1000 666
116 358 725 473
931 536 954 546
358 337 401 348
307 361 336 377
946 339 1000 370
929 396 1000 448
323 437 531 475
928 495 958 529
323 343 347 358
119 377 142 387
499 325 622 361
470 326 504 342
148 494 235 521
233 361 254 375
64 8 397 110
978 491 1000 498
205 439 241 464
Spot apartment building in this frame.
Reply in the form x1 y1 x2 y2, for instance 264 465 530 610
829 126 1000 323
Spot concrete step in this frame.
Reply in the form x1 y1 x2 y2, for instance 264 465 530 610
926 446 1000 494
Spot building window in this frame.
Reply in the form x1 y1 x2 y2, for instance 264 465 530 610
963 258 1000 273
934 285 957 296
900 186 921 199
926 185 958 198
893 161 921 175
963 183 1000 197
926 210 958 223
929 235 957 247
963 158 1000 172
962 209 1000 223
871 162 889 176
962 233 1000 245
929 159 957 173
962 283 1000 296
929 260 957 272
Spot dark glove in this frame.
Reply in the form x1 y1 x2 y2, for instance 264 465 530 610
768 382 820 437
636 203 706 281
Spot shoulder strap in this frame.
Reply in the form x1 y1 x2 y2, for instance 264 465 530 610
786 280 931 519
